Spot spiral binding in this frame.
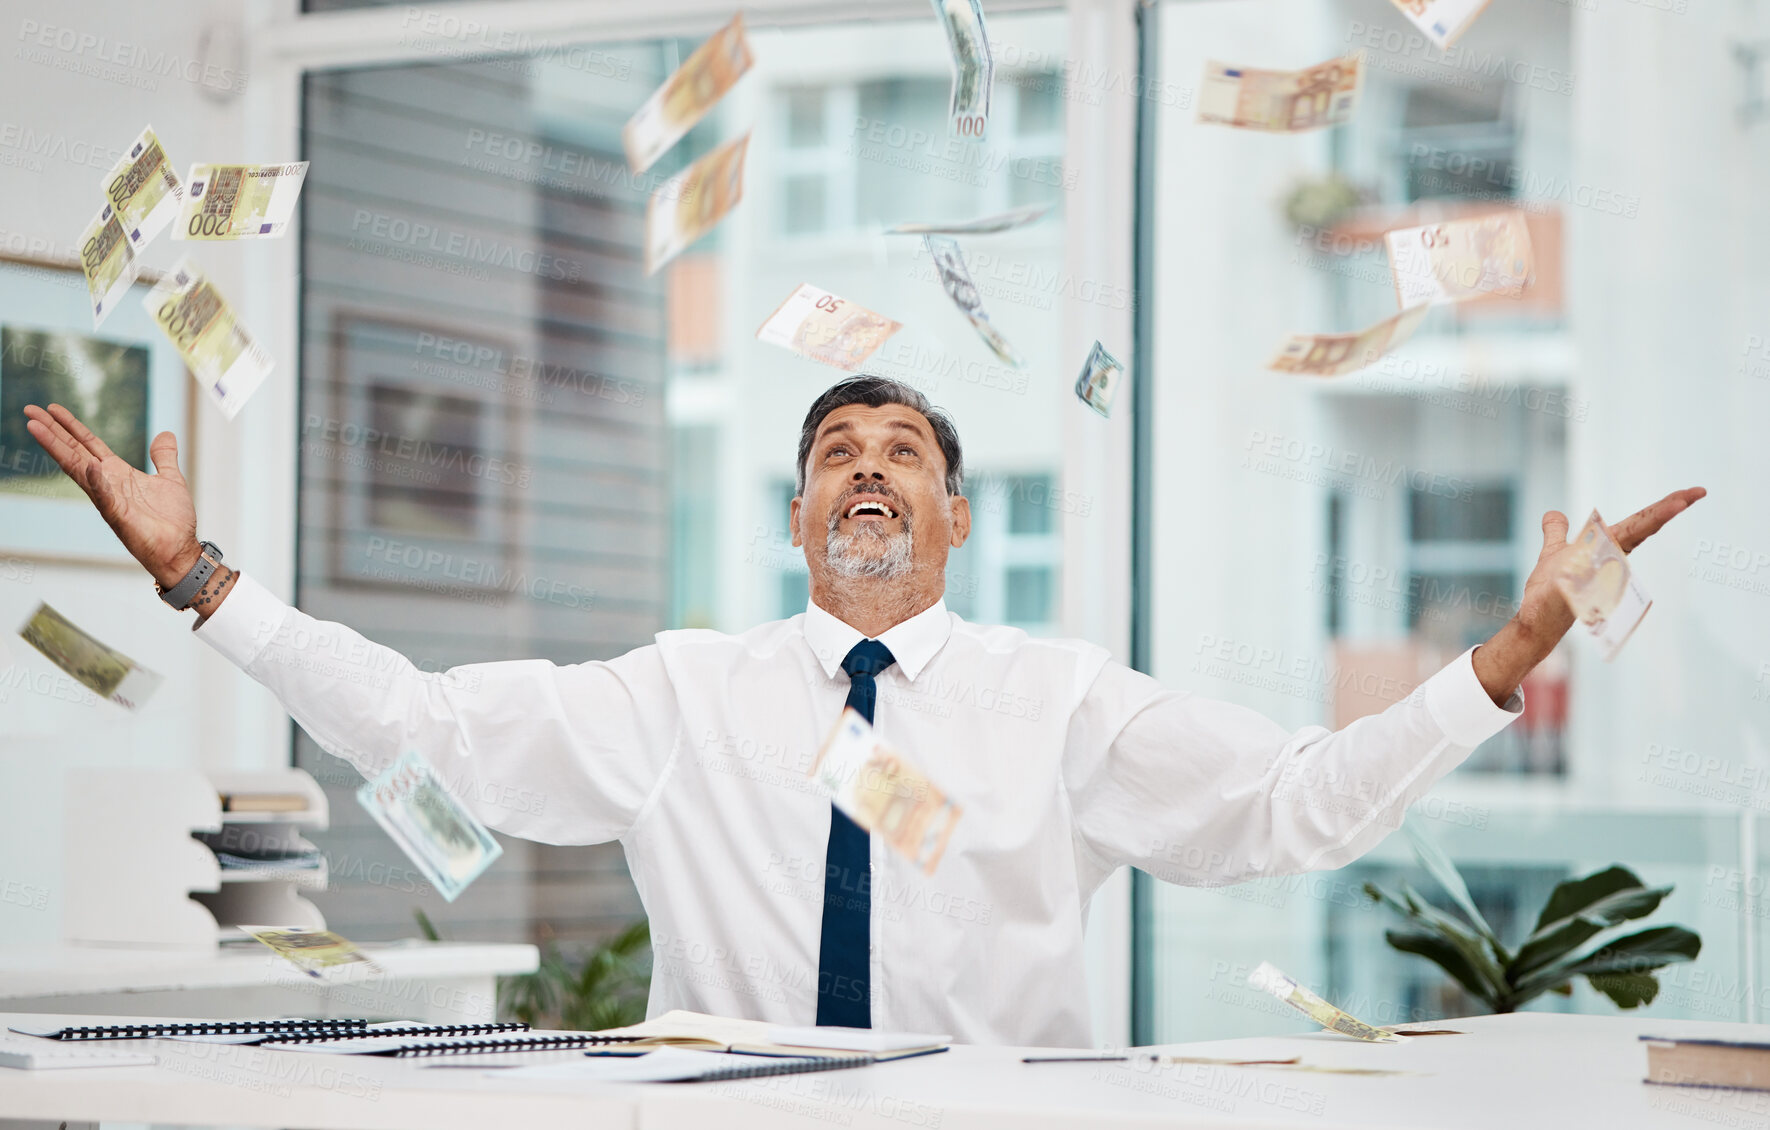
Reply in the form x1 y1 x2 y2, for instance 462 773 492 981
387 1033 642 1057
266 1021 530 1045
685 1054 874 1082
49 1018 371 1041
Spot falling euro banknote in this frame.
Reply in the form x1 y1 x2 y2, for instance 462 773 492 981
623 12 753 174
1197 51 1364 133
18 602 162 709
1385 211 1534 307
1074 340 1126 418
1387 0 1491 50
79 204 139 328
357 750 503 903
756 283 902 370
1248 961 1408 1043
885 202 1051 236
144 258 274 420
173 161 308 240
932 0 992 138
813 707 962 875
645 133 750 275
1267 304 1430 378
101 124 183 250
1554 510 1651 661
241 926 381 980
924 235 1024 367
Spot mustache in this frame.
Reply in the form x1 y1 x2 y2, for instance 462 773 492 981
826 484 911 528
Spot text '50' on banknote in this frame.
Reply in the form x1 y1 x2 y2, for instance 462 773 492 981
174 162 309 240
1385 211 1534 308
756 283 902 371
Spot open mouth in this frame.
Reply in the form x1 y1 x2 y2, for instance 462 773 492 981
842 497 899 521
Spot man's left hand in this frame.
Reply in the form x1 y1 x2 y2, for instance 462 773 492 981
1473 486 1707 704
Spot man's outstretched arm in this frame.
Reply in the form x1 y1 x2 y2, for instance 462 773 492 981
21 402 678 845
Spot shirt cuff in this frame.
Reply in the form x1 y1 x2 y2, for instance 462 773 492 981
1422 646 1524 749
193 571 289 670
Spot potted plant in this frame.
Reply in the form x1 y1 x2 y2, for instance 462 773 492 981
1364 826 1701 1012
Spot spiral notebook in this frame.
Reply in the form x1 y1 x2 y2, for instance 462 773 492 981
499 1046 877 1084
260 1029 641 1058
175 1021 529 1046
10 1018 370 1042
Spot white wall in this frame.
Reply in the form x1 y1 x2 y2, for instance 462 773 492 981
0 0 295 944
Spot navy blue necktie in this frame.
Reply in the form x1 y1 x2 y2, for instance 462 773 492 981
816 639 896 1028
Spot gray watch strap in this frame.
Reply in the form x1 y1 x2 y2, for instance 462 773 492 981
159 542 223 610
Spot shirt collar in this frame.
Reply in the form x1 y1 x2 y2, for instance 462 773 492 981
802 597 951 684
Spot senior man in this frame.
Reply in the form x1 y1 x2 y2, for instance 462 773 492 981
21 376 1702 1046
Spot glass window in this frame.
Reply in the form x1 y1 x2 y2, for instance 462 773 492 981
296 11 1071 949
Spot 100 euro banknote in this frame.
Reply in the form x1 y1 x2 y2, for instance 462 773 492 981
80 204 139 328
357 751 503 903
1385 211 1534 307
1197 51 1364 133
813 708 961 875
144 258 274 420
18 602 162 710
1248 961 1407 1043
1555 510 1651 660
756 283 902 370
101 124 183 250
645 133 750 275
174 161 308 240
1267 304 1430 378
623 12 752 174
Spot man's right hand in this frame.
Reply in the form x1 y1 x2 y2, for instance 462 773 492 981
23 403 202 589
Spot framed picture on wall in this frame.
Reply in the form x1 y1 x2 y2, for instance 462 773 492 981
323 315 523 593
0 254 194 565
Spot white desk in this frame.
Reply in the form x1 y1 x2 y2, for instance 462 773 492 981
0 1009 1755 1129
0 942 537 1025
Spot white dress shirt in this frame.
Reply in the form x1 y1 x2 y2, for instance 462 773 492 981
198 571 1521 1047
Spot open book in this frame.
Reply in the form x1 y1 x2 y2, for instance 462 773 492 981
591 1010 950 1060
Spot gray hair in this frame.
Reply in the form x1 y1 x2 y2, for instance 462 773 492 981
795 375 965 497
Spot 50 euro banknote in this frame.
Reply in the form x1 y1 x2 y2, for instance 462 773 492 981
1197 51 1363 133
1554 510 1651 660
1267 304 1430 378
623 12 752 174
1388 0 1491 50
174 161 309 240
1385 211 1534 307
144 258 274 420
645 133 749 274
756 283 902 370
813 708 962 875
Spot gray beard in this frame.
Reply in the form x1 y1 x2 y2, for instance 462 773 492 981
825 514 915 580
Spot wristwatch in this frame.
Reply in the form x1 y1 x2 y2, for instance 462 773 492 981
157 541 224 610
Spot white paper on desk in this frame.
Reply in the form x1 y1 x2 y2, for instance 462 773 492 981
495 1047 821 1083
768 1025 950 1053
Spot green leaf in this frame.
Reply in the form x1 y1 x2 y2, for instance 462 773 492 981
1404 822 1499 947
1531 866 1643 934
1508 885 1672 981
1384 928 1496 1002
1586 971 1661 1009
412 907 443 942
1368 881 1510 1003
1514 925 1701 998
